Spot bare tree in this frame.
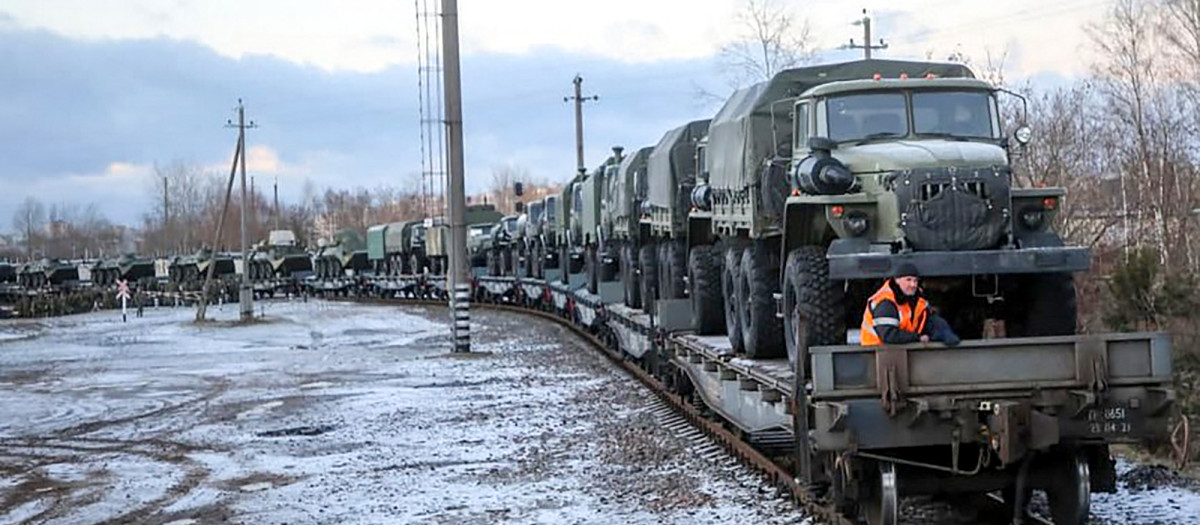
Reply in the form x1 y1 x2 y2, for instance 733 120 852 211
12 196 45 259
717 0 814 89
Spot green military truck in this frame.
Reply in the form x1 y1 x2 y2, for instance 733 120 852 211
366 221 427 276
514 199 543 278
313 228 368 279
605 146 653 309
579 149 624 294
538 194 560 276
485 215 519 276
687 58 1089 359
555 172 587 284
639 119 711 321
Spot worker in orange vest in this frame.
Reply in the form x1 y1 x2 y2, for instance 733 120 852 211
861 263 960 347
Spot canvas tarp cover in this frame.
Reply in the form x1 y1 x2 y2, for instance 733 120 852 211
707 59 974 189
612 147 653 222
648 119 711 208
384 221 412 253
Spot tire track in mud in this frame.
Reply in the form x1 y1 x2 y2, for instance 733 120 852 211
0 378 232 524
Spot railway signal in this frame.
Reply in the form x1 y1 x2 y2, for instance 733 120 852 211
116 279 130 322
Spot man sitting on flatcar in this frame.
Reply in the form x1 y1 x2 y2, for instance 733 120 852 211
861 263 960 347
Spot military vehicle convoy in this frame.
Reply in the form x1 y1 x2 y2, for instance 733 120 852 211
247 230 312 280
313 228 369 279
471 58 1135 525
90 253 156 287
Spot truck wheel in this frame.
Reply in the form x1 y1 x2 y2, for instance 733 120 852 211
723 244 746 353
689 245 723 335
1009 273 1077 337
586 245 598 294
623 245 641 308
783 246 845 367
1046 449 1090 525
740 241 784 358
640 244 658 316
662 240 687 299
560 245 571 283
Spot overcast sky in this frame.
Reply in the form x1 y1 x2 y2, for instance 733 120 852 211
0 0 1113 229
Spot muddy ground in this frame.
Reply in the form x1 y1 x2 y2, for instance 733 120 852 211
0 301 807 524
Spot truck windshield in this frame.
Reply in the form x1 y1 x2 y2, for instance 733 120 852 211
503 218 518 233
912 90 997 139
826 93 907 142
469 225 491 238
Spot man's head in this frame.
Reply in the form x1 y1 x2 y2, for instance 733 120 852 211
891 263 920 297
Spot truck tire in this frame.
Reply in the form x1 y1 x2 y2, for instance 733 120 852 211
689 245 724 335
782 246 845 367
723 244 746 353
1009 273 1077 337
640 244 658 316
662 240 687 299
586 245 598 294
599 246 618 282
501 248 513 277
559 244 570 283
623 245 641 308
740 241 784 358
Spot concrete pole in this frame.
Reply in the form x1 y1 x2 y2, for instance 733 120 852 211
442 0 470 352
863 14 872 59
573 75 585 173
238 102 254 321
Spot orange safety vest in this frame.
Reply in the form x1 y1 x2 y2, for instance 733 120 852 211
861 280 929 346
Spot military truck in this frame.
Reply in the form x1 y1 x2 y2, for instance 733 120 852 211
605 146 653 309
555 173 587 283
90 253 156 287
486 215 519 276
247 230 312 280
17 258 79 288
425 220 448 275
366 221 426 276
467 222 495 269
313 228 368 279
514 199 544 278
579 149 624 294
539 195 560 275
686 58 1089 360
169 249 235 287
639 119 712 321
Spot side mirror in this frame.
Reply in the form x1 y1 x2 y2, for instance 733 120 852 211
1014 125 1033 146
808 136 837 152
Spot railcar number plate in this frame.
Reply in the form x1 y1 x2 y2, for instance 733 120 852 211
1087 404 1132 435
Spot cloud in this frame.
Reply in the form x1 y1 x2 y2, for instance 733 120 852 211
0 25 726 229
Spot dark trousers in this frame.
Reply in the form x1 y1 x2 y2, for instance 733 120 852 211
927 313 961 346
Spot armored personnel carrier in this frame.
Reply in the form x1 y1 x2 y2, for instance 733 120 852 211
90 253 156 287
169 249 235 286
17 258 79 288
247 230 312 280
313 228 368 279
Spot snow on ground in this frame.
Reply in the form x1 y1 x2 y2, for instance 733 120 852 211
0 300 808 524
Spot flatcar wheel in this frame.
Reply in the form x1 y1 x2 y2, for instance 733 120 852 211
863 461 898 525
1046 450 1090 525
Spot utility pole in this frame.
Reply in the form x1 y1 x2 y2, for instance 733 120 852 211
845 9 888 59
442 0 470 353
564 75 598 173
225 100 257 322
163 176 169 256
273 177 280 230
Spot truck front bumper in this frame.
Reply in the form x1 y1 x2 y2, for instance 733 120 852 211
827 245 1090 280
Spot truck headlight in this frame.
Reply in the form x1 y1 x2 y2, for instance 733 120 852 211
844 211 870 237
1020 207 1045 230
